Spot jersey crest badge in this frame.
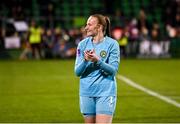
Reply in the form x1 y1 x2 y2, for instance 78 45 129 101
100 50 107 58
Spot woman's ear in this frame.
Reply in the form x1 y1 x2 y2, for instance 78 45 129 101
98 24 103 32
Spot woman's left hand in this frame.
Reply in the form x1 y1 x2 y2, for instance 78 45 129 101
85 49 100 62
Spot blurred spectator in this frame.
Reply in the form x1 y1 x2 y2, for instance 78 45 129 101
52 27 76 58
113 9 127 28
119 32 128 58
28 20 43 59
0 28 5 51
0 28 9 59
139 27 151 56
52 27 62 58
137 9 151 33
19 41 32 60
42 28 55 58
127 18 139 56
112 27 128 58
151 28 163 56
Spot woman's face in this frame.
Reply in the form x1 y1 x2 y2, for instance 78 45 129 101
84 16 100 37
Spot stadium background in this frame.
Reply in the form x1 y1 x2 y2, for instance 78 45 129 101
0 0 179 59
0 0 180 123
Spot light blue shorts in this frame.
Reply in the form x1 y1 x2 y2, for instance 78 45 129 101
80 96 117 116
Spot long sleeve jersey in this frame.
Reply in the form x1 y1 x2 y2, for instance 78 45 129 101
74 36 120 96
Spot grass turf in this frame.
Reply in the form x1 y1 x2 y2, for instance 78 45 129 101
0 59 179 122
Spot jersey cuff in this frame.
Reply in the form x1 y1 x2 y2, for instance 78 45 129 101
96 59 102 67
83 59 88 63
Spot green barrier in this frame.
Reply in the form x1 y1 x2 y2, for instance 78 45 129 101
170 37 180 58
0 49 22 60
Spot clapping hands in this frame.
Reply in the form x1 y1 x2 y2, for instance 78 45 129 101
84 49 100 62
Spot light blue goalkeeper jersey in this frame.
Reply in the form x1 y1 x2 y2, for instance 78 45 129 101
74 36 120 96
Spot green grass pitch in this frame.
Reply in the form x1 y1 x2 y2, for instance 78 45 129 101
0 59 180 123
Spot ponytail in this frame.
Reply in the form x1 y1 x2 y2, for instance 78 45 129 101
104 16 111 37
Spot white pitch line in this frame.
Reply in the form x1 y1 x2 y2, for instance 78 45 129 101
117 75 180 108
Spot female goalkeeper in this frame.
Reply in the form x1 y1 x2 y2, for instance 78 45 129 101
74 14 120 123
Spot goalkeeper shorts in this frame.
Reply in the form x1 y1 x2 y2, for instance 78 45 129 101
80 96 116 116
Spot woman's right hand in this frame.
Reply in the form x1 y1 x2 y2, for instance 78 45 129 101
84 50 92 61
